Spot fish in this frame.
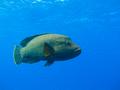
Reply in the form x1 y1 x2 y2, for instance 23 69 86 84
13 33 81 66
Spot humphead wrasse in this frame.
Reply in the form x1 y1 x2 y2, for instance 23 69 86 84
14 33 81 66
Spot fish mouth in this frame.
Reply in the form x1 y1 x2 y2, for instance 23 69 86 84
74 48 81 55
55 47 81 60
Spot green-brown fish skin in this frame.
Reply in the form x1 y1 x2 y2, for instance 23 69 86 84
14 33 81 66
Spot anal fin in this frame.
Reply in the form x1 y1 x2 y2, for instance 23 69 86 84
44 59 54 67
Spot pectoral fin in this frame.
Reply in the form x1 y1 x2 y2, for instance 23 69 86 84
44 42 55 58
44 42 55 66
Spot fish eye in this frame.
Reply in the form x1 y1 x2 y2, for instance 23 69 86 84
66 42 72 46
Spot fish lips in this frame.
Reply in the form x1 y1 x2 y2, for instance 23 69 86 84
74 47 81 56
66 47 81 59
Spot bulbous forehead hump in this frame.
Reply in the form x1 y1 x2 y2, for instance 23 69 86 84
47 34 71 43
56 36 71 42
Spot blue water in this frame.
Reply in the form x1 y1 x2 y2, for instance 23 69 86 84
0 0 120 90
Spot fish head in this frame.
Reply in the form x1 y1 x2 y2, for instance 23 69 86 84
53 37 81 60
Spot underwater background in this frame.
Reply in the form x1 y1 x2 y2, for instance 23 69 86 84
0 0 120 90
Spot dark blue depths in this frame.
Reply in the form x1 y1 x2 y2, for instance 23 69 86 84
0 0 120 90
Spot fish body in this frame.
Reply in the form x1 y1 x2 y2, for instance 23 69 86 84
14 33 81 66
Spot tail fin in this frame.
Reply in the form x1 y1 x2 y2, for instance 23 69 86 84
13 45 22 64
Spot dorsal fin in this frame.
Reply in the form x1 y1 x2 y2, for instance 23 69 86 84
20 33 50 47
20 35 39 47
